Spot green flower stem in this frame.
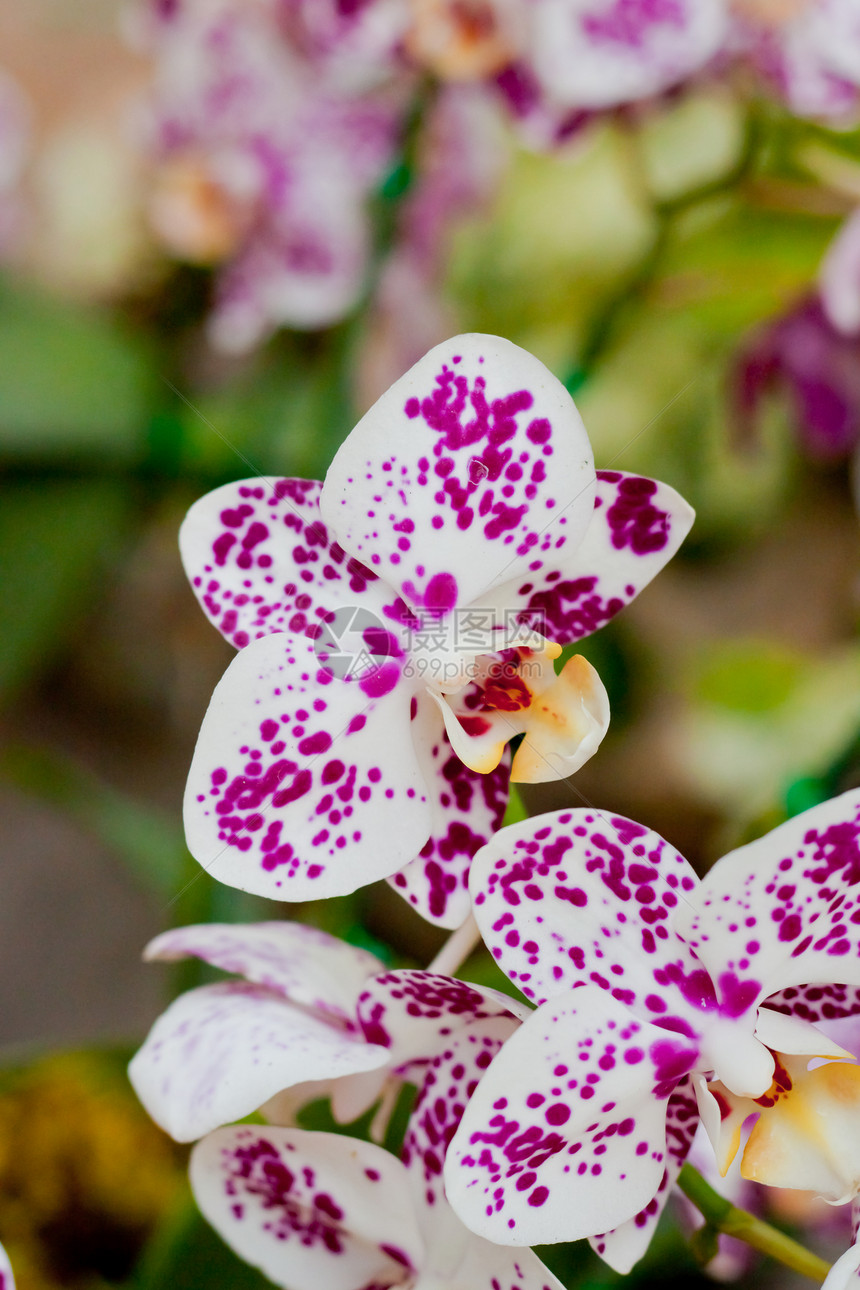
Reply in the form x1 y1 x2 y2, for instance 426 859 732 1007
677 1163 831 1284
565 104 762 394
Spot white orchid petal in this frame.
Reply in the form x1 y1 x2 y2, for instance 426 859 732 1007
191 1127 424 1290
531 0 727 110
487 471 695 646
320 334 596 614
129 982 389 1142
677 789 860 1010
754 1007 855 1061
425 1215 566 1290
446 988 689 1246
144 921 383 1024
0 1242 14 1290
590 1075 700 1273
405 1017 521 1214
179 477 388 650
357 970 527 1076
468 807 704 1017
822 1239 860 1290
184 632 432 900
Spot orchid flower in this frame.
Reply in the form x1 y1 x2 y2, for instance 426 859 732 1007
181 333 694 925
129 919 526 1144
445 788 860 1272
186 953 557 1290
730 0 860 121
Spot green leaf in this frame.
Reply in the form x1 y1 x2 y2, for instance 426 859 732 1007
132 1191 270 1290
0 479 129 701
0 281 154 458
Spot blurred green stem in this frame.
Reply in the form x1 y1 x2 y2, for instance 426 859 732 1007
565 105 762 394
677 1163 831 1284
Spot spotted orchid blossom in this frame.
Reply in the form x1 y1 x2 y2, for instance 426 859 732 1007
190 1124 564 1290
129 918 527 1146
181 334 694 926
186 954 555 1290
730 0 860 121
444 789 860 1273
127 0 403 350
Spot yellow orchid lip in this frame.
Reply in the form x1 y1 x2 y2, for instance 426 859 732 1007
431 640 609 782
741 1059 860 1201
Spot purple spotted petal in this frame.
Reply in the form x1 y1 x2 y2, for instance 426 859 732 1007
129 982 390 1142
191 1127 425 1290
403 1016 521 1213
678 789 860 1011
389 695 510 928
0 1244 13 1290
180 477 387 651
765 982 860 1026
589 1075 699 1273
184 632 432 899
445 986 694 1246
489 472 695 645
469 808 705 1021
144 921 383 1027
320 334 596 615
357 970 528 1076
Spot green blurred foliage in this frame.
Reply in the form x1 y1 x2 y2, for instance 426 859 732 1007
0 284 154 460
0 480 130 701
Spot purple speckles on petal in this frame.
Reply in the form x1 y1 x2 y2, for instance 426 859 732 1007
191 1127 425 1287
424 571 459 613
320 336 598 613
456 790 860 1259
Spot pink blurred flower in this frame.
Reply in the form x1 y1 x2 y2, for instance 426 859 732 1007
735 296 860 462
526 0 728 113
128 0 405 349
735 211 860 464
730 0 860 121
